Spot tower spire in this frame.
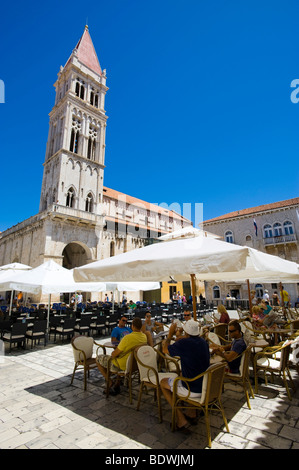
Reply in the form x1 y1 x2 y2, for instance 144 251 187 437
65 26 102 76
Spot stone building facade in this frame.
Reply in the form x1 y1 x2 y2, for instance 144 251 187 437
203 198 299 305
0 27 191 302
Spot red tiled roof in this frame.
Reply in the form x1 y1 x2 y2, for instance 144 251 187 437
204 197 299 224
103 186 190 222
65 26 102 76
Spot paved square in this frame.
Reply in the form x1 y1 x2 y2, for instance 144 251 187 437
0 336 298 449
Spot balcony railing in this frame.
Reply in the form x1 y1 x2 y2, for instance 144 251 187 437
49 204 104 223
263 233 297 245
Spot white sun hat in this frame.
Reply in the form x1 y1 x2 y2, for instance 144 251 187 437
183 319 200 336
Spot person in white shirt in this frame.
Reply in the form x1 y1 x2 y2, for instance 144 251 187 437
263 290 269 301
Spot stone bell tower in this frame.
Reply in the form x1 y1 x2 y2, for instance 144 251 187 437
39 26 108 216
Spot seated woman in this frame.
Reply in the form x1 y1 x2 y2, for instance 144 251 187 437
251 305 266 327
251 305 285 329
141 311 164 346
260 300 273 316
215 304 230 324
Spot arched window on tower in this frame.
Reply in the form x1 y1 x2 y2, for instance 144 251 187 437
75 78 85 100
85 193 93 212
87 124 97 160
69 117 81 154
90 91 94 105
70 129 80 153
90 88 99 108
87 137 96 160
66 188 75 208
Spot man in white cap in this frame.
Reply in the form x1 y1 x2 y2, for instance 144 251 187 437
160 319 210 433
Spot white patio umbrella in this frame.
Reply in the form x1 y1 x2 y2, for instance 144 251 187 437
104 282 160 292
0 262 32 271
73 235 299 319
102 281 160 313
158 226 221 241
0 260 106 337
0 262 32 315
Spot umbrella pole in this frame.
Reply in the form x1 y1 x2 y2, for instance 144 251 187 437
112 289 115 314
190 274 197 320
9 290 14 316
247 279 252 314
46 294 51 344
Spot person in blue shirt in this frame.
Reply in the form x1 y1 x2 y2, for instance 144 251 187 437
110 316 132 345
160 319 210 433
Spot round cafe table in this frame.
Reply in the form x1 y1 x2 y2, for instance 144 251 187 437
103 341 119 349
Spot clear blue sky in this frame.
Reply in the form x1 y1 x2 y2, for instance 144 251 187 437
1 0 298 232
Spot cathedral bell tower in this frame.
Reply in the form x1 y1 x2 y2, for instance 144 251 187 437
39 26 108 217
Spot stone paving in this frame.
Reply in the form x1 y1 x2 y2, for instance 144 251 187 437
0 334 299 450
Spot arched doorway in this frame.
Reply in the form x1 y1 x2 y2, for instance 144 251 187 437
62 242 89 269
62 242 92 304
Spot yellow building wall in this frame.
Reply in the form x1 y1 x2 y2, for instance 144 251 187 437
160 282 186 303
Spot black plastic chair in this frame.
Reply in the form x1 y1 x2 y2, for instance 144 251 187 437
49 316 62 340
74 316 92 336
90 315 106 336
105 313 118 334
3 322 27 351
26 320 47 348
0 319 13 339
54 318 76 342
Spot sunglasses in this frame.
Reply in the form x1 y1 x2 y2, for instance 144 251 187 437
184 314 191 317
228 329 237 333
121 319 127 323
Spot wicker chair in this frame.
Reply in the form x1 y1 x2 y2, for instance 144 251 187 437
171 362 229 448
134 345 179 423
224 345 255 409
253 340 296 400
71 336 105 390
103 344 147 403
212 323 228 343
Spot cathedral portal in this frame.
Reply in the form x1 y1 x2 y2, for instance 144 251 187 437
62 242 90 269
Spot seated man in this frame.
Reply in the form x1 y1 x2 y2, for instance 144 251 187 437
128 300 136 310
96 317 147 395
211 320 246 374
160 319 210 432
111 315 132 345
174 310 192 341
